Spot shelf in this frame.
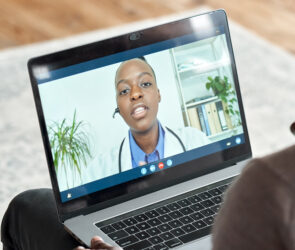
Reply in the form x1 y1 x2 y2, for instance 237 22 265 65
186 96 218 109
208 126 243 142
178 59 230 78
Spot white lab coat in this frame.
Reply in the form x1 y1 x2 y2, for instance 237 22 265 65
57 126 210 191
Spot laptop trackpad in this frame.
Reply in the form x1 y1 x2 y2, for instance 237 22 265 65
179 235 212 249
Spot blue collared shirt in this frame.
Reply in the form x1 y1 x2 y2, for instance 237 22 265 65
129 122 165 168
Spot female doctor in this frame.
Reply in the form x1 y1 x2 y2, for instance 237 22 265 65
57 57 210 190
107 57 210 173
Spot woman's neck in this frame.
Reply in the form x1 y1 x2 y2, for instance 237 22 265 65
131 121 159 154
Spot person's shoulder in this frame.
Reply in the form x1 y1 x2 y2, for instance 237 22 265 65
251 145 295 187
173 126 207 138
228 145 295 204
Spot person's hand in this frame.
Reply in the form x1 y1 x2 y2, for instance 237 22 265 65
74 236 122 250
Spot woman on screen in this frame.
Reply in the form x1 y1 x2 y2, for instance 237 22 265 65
108 57 210 172
57 57 210 190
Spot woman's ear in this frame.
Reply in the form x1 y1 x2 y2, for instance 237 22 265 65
112 107 120 118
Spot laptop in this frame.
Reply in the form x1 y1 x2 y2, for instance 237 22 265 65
28 9 251 249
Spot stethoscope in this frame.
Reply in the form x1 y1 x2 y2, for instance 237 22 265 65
113 108 186 173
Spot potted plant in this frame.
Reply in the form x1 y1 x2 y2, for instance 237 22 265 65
48 110 93 188
206 76 241 128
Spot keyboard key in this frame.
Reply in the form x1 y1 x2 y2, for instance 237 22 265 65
171 228 186 237
168 219 183 228
135 231 150 240
188 195 201 203
190 212 204 221
218 184 229 192
147 218 162 227
211 204 221 213
124 239 152 250
123 218 137 226
164 238 183 248
169 210 183 219
99 225 115 234
108 230 128 240
200 208 215 217
192 220 207 229
156 206 170 215
179 226 211 243
112 221 126 230
159 232 174 241
158 214 173 223
182 224 196 233
158 223 172 232
177 198 192 207
203 216 214 226
179 216 193 224
125 226 139 235
208 188 222 196
149 235 163 244
211 196 222 204
134 214 148 222
190 203 205 211
147 227 161 236
167 202 181 211
116 235 138 247
198 192 212 200
145 210 160 218
200 199 215 208
153 243 169 250
180 206 194 215
136 222 150 231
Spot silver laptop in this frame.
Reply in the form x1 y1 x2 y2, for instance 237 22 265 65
28 9 251 249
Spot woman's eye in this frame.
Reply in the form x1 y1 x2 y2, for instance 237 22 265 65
119 88 130 95
140 82 152 87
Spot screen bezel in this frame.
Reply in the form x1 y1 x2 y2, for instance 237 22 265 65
28 9 251 222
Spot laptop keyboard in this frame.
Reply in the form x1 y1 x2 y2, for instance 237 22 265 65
95 177 234 250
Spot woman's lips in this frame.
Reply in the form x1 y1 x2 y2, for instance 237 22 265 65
131 105 148 119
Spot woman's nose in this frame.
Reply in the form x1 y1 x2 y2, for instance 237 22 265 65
130 86 143 101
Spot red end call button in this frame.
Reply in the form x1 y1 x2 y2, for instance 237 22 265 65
158 162 164 169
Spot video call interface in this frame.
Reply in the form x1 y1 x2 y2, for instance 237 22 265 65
36 26 245 202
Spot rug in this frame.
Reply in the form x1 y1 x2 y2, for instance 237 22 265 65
0 7 295 241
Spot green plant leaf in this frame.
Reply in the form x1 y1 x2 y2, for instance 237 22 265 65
206 82 211 90
47 109 93 188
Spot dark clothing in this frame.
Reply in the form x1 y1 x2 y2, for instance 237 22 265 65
212 145 295 250
1 189 79 250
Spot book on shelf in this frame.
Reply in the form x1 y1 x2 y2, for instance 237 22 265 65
215 101 228 131
209 102 222 134
200 105 211 136
187 107 202 131
186 100 233 137
221 101 233 129
197 106 209 136
205 103 217 135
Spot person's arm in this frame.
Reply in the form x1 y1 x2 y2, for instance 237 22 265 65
74 236 122 250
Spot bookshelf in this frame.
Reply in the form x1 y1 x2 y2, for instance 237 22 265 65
170 34 242 142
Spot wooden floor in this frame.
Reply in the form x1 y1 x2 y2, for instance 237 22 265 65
0 0 294 54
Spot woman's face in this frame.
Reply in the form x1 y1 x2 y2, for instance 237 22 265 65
115 59 161 134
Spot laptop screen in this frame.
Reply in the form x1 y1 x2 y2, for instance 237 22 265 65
29 10 250 209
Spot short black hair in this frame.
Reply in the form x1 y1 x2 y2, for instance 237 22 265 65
136 56 156 80
115 56 157 86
